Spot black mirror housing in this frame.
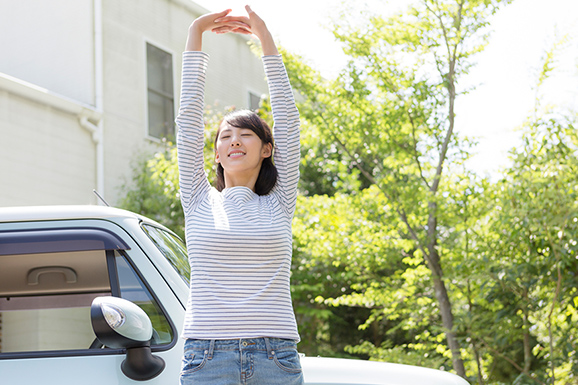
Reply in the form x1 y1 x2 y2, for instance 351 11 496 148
91 296 165 381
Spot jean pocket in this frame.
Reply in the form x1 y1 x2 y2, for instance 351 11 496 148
273 349 302 373
181 350 208 375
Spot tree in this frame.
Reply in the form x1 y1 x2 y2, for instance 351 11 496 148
478 111 578 384
292 185 451 367
469 38 578 384
283 0 513 376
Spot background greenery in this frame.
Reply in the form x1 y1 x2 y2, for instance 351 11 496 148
120 1 578 383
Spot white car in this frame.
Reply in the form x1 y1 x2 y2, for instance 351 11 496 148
0 205 468 384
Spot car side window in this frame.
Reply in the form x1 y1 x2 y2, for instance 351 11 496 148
0 227 174 356
141 224 190 284
0 249 111 353
115 252 173 345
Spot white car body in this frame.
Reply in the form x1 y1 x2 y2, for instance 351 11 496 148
0 206 468 385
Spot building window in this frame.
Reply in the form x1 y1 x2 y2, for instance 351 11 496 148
147 43 174 140
248 91 262 111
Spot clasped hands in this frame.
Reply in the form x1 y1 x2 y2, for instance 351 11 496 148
193 5 267 38
188 5 277 55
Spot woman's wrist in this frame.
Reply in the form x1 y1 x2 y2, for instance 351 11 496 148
186 24 204 51
257 30 278 56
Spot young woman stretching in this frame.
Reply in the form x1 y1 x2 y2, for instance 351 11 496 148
176 6 303 385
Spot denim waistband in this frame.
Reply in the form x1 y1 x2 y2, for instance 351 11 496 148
184 338 298 359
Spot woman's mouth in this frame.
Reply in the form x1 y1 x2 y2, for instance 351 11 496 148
228 151 245 158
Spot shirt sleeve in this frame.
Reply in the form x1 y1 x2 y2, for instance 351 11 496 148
262 55 301 218
175 51 212 215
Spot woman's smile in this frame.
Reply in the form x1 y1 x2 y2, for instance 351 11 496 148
228 150 246 158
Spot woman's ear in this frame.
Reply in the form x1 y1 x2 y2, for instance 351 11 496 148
261 143 272 158
215 151 221 163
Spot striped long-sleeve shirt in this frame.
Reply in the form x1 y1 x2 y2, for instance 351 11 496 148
176 51 301 341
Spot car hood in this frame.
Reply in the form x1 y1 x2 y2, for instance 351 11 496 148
301 356 469 385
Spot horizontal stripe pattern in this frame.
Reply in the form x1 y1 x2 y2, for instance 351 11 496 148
175 51 300 341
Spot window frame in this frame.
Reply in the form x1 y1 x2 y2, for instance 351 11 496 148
0 227 130 256
247 89 263 111
144 39 177 143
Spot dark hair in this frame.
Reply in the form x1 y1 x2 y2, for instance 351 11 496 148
214 110 277 195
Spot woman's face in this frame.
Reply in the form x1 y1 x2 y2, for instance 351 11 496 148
215 122 272 178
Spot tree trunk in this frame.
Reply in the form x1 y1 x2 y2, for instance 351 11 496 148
467 279 485 384
472 341 485 384
427 206 466 377
522 289 532 374
429 257 466 376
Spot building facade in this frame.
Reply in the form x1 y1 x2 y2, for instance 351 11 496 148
0 0 269 207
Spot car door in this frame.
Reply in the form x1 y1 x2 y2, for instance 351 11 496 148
0 219 185 385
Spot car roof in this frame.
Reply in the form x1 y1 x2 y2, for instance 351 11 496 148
300 356 468 385
0 205 160 228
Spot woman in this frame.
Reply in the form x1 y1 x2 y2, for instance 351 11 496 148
176 6 303 385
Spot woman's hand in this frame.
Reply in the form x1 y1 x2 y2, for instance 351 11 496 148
185 9 251 51
213 5 279 56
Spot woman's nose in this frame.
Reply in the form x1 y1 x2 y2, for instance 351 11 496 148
230 136 241 146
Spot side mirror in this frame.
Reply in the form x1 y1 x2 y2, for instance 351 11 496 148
91 296 165 381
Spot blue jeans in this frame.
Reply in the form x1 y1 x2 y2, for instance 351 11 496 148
180 338 304 385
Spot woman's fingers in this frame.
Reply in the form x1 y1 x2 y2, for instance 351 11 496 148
211 11 252 35
191 9 232 33
212 26 252 35
215 9 232 18
211 20 251 34
244 5 264 25
214 15 250 24
210 7 266 37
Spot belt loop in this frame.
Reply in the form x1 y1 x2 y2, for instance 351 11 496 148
207 340 215 359
264 337 274 359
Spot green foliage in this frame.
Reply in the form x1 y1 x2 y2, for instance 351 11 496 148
479 113 578 384
291 188 391 356
292 186 452 366
120 142 185 239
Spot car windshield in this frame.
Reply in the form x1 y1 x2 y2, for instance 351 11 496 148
141 224 190 284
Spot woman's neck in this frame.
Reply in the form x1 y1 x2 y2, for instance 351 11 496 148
223 172 258 192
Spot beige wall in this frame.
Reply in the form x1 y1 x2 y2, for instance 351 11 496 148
0 0 95 106
0 0 270 208
0 87 97 206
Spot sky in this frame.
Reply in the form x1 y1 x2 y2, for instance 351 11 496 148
194 0 578 179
